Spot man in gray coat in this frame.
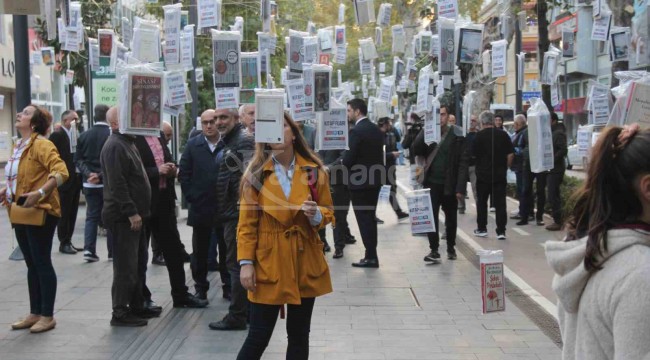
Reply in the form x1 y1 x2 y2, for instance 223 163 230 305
101 107 156 327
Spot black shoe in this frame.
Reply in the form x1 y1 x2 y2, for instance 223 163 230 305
516 220 528 226
83 251 99 262
208 316 247 331
131 307 162 319
323 243 331 252
151 253 166 266
344 235 357 244
183 251 191 263
71 243 84 252
59 243 77 254
173 293 209 308
352 258 379 268
195 290 208 301
144 300 163 313
375 217 384 224
222 287 232 301
110 313 148 327
423 251 441 263
207 262 219 272
397 211 409 222
510 214 522 220
447 250 457 260
333 249 344 259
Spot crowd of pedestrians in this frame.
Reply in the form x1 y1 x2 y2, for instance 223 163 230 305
2 98 648 360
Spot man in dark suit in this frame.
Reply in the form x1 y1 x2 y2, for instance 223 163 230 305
134 134 208 309
343 99 385 268
179 109 230 301
49 110 82 254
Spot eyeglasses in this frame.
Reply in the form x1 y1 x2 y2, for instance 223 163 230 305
201 119 216 126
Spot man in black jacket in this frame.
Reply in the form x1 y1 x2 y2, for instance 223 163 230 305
206 108 255 331
319 148 357 259
75 104 112 262
412 105 468 263
134 134 208 309
49 110 82 254
101 107 156 327
179 109 229 301
343 99 385 268
543 113 567 231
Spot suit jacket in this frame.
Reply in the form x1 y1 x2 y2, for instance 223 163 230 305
49 128 74 191
342 118 385 190
178 135 219 227
134 134 176 215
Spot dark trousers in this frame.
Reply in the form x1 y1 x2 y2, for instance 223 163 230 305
145 195 188 298
83 187 104 254
332 184 352 251
350 187 380 260
237 298 315 360
389 184 404 214
56 174 81 244
109 221 146 316
515 170 524 214
15 214 58 317
477 180 507 234
191 224 213 294
209 228 231 290
544 172 564 224
219 219 248 323
521 170 547 221
423 182 457 252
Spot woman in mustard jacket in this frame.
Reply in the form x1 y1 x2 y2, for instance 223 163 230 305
237 112 333 359
0 105 69 333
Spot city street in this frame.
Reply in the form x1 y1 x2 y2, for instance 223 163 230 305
0 168 561 360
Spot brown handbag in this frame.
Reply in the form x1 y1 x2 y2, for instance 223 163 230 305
9 203 47 226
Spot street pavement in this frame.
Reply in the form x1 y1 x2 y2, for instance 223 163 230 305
0 171 561 360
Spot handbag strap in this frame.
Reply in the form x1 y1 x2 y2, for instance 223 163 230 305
306 167 318 202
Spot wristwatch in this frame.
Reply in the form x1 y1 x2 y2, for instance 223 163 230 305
37 188 46 199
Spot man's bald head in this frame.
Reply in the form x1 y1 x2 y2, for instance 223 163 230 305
239 104 255 133
162 121 173 145
107 107 119 131
200 109 215 119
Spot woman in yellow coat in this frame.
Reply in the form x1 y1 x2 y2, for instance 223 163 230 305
237 112 333 359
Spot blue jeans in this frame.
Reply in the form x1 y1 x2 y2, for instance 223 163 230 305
15 214 58 317
83 187 103 254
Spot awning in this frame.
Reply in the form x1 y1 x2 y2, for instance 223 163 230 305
561 97 587 115
549 14 577 41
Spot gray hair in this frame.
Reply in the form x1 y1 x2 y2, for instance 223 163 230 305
514 114 527 125
479 110 494 126
238 104 254 116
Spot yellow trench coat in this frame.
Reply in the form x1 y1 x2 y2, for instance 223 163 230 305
237 154 334 305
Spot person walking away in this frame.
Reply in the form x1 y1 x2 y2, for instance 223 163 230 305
473 111 514 240
2 105 68 333
75 104 112 262
101 107 158 326
412 105 468 263
545 124 650 360
237 112 334 359
49 110 82 254
206 108 255 331
343 99 385 268
544 112 567 231
378 118 409 222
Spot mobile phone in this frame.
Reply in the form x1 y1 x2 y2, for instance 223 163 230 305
16 196 26 206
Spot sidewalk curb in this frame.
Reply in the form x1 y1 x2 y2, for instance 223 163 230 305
395 180 558 320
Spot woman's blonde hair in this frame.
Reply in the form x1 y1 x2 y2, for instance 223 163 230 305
239 112 324 196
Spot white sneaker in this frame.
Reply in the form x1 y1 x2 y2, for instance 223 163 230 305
489 207 496 213
497 233 507 240
83 251 99 262
473 229 488 237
